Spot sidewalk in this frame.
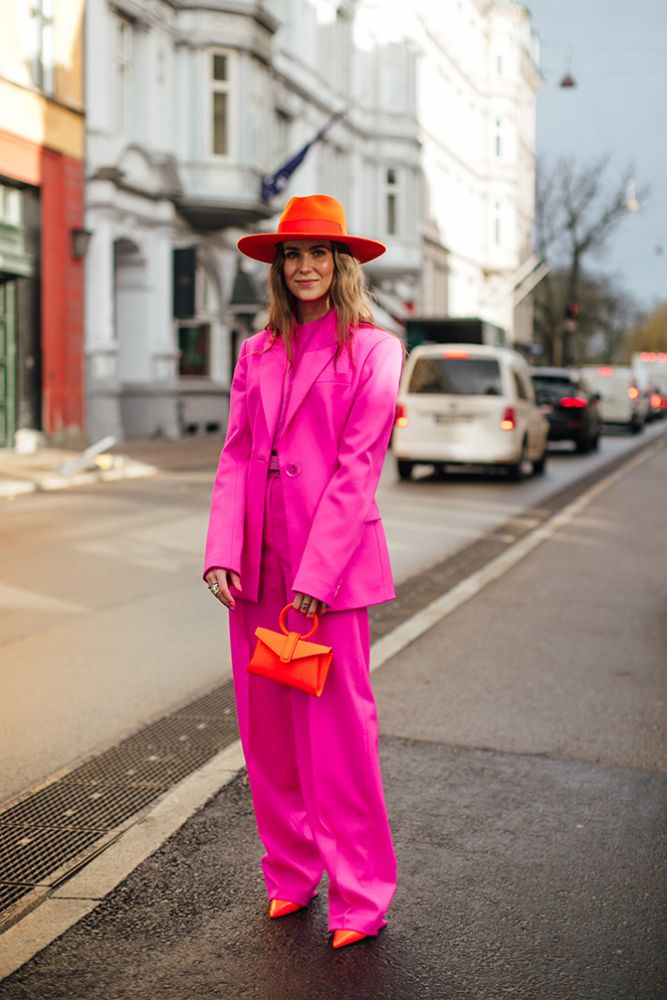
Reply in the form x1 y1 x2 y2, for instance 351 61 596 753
0 435 225 498
1 448 665 998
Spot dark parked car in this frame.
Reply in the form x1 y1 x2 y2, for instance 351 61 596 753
530 367 602 453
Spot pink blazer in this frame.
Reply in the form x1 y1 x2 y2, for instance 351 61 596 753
203 314 404 611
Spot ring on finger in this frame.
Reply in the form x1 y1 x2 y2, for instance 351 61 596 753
209 582 220 595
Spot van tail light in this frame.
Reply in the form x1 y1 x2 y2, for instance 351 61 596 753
500 406 516 431
442 350 470 359
394 403 408 428
650 393 662 409
628 386 640 400
560 396 588 408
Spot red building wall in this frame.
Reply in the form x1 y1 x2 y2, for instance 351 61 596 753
40 148 85 439
0 128 85 442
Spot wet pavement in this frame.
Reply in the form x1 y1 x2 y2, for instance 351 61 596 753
2 740 666 1000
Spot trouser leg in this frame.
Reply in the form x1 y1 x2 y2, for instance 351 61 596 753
229 472 323 904
290 606 397 935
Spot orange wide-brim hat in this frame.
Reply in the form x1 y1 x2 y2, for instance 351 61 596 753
237 194 386 264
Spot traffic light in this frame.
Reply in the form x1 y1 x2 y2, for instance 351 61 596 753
564 302 580 320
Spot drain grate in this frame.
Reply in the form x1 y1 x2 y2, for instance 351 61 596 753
0 828 106 886
62 744 218 789
0 679 239 929
0 883 46 913
0 782 164 832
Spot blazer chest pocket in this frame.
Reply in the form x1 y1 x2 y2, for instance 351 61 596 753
315 371 353 384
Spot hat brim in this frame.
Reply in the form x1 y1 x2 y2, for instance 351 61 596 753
237 231 386 264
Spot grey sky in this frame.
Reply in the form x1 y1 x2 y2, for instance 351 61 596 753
525 0 666 310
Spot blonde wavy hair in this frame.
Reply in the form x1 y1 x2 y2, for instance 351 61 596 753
266 243 380 365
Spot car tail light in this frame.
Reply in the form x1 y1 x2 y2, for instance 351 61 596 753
560 396 588 408
394 403 408 428
442 350 470 359
650 394 662 409
628 386 640 399
500 406 516 431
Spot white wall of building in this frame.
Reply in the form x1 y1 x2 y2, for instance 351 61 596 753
84 0 540 441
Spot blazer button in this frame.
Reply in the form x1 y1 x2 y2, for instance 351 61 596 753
285 463 300 477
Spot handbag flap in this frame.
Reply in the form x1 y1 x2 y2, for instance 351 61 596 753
254 626 332 662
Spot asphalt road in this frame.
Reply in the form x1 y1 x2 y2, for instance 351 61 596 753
1 433 665 998
1 424 664 805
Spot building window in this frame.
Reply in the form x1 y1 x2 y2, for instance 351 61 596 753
29 0 54 94
385 168 399 236
0 184 23 227
494 201 502 245
494 118 503 158
178 324 210 377
211 51 232 156
115 15 133 132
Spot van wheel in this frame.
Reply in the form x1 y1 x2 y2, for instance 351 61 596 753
507 440 527 482
397 460 414 481
533 447 548 476
630 417 643 435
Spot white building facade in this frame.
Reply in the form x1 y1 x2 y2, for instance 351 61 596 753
84 0 539 441
354 0 542 342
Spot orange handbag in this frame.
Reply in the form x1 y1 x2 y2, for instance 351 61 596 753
248 604 333 697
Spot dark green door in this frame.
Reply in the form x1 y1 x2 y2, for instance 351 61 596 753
0 280 17 448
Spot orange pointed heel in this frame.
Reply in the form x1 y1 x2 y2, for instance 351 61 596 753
332 929 368 949
268 899 304 919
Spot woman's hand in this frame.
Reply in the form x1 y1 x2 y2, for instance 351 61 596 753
205 568 242 610
293 593 328 619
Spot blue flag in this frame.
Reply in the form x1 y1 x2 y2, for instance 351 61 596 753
261 109 346 204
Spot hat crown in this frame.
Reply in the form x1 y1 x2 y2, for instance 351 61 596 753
277 195 348 238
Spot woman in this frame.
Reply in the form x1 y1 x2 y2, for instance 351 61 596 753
203 194 404 950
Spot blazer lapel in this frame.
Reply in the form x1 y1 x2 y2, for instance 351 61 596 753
259 338 287 440
282 343 336 432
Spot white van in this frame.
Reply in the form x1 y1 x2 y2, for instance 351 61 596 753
392 343 549 481
578 365 647 433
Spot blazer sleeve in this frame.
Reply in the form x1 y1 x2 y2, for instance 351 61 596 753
202 338 251 580
292 334 403 604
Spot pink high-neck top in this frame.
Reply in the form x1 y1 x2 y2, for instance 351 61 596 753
272 309 335 452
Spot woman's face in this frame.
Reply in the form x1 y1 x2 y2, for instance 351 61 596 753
282 240 334 305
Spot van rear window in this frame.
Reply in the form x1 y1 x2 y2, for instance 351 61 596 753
408 357 502 395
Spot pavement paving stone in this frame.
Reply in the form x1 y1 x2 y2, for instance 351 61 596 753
1 738 665 1000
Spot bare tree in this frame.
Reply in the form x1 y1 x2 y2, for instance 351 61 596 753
624 302 667 357
534 156 648 364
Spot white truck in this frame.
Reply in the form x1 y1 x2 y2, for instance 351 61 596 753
578 365 648 433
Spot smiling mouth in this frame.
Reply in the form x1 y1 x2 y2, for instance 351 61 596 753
296 280 317 285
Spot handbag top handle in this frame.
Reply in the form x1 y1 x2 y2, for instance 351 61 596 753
278 603 319 640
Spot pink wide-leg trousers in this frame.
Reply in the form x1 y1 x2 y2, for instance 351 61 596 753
228 467 397 935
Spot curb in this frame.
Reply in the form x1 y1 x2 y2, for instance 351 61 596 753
0 460 158 499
